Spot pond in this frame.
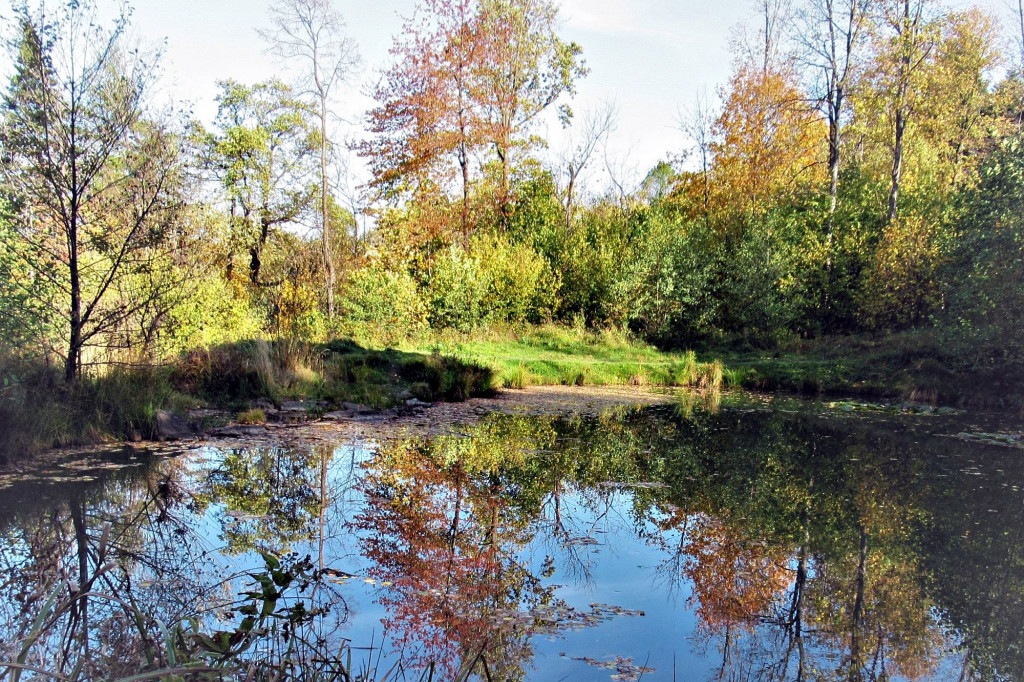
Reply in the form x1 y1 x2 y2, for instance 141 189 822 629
1 392 1023 681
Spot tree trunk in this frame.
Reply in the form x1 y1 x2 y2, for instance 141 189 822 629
828 91 842 232
66 197 82 383
70 499 91 660
497 140 511 230
67 252 82 383
889 106 906 224
320 94 335 317
460 137 470 246
564 171 576 234
888 0 913 225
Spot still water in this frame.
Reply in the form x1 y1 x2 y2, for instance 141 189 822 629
1 397 1023 681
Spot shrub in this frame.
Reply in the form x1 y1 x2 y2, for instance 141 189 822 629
473 233 558 325
338 266 428 345
423 244 488 332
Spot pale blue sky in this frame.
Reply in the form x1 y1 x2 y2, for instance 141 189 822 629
1 0 1017 195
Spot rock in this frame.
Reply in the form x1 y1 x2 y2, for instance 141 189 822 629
396 390 413 401
405 398 430 407
279 400 306 411
154 410 195 441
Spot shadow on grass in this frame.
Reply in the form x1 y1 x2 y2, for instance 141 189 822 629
0 339 496 462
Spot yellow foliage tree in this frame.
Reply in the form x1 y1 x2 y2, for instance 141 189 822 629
709 65 826 238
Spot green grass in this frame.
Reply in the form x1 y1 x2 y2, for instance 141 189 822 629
407 325 729 391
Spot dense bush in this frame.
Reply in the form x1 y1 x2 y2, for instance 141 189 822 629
474 233 558 325
339 265 428 344
942 131 1024 386
423 243 488 332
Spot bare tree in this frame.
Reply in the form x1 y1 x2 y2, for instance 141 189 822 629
261 0 360 318
1016 0 1024 70
678 89 717 224
557 102 617 232
796 0 874 232
1 1 186 382
731 0 796 72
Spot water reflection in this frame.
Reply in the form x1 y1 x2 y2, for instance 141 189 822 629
0 403 1022 681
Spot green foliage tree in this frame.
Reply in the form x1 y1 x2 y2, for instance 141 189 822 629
201 79 318 289
474 0 587 225
944 130 1024 379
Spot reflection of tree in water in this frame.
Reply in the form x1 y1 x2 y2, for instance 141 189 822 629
194 444 331 555
647 411 951 681
354 437 548 680
0 458 221 679
2 405 1021 680
351 411 671 679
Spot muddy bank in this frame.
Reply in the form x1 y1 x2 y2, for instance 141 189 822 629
0 386 680 487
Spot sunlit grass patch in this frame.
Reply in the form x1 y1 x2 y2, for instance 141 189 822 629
412 324 729 391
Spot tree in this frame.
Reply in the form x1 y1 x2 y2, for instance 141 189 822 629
877 0 938 224
362 0 492 245
556 102 616 233
678 90 717 225
261 0 360 317
202 79 318 288
475 0 588 226
797 0 875 230
709 65 824 235
1 1 186 383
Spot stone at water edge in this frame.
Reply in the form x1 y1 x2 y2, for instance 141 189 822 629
154 410 196 441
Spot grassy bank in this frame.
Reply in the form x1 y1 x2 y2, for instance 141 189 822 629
412 325 729 390
0 341 496 461
4 325 1019 462
717 329 1024 412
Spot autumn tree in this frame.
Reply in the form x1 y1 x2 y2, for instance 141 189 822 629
855 8 999 328
917 9 1000 188
475 0 587 226
362 0 488 245
261 0 359 317
1 1 187 382
709 65 824 234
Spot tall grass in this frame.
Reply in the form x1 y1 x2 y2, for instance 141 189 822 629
0 359 193 461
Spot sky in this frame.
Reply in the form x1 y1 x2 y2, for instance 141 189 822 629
0 0 1018 197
